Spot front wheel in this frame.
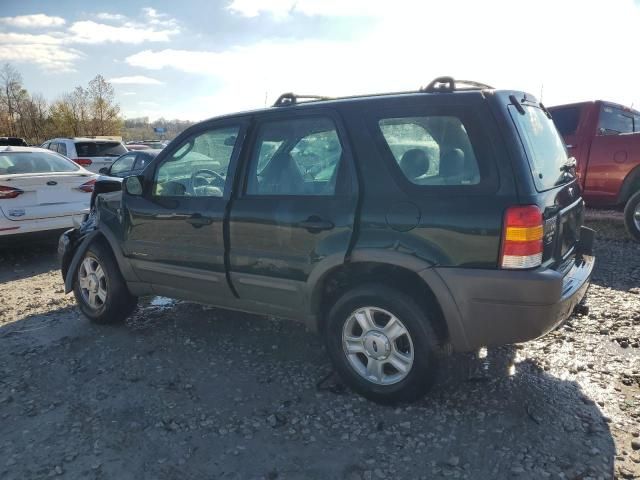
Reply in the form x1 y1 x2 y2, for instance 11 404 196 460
624 190 640 243
73 240 137 324
324 284 439 404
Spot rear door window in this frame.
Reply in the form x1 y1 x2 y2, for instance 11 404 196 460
74 142 127 157
598 106 633 135
246 116 345 196
377 116 481 186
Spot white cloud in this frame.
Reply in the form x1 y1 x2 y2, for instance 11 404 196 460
133 0 640 120
0 43 82 72
96 13 128 21
0 14 66 28
110 75 163 85
68 20 178 44
122 92 137 96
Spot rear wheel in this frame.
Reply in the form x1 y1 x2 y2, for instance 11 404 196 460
624 190 640 243
324 284 439 404
73 241 137 324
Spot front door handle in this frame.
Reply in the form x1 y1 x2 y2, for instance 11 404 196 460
298 216 334 233
186 213 212 228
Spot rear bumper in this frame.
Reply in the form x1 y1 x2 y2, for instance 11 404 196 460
433 254 595 352
0 213 87 237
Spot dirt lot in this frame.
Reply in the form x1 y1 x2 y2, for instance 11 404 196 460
1 212 639 480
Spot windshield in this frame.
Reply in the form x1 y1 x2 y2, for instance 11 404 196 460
0 151 79 174
75 142 127 157
509 104 574 191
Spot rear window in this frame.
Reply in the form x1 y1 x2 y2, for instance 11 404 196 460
0 151 79 175
550 106 581 136
75 142 127 157
377 116 481 186
509 105 573 191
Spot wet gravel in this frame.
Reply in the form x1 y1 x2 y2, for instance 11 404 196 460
0 211 638 479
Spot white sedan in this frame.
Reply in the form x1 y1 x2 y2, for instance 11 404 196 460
0 146 97 239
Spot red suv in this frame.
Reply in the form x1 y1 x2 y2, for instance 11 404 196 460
549 101 640 241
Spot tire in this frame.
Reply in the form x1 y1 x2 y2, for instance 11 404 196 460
624 190 640 243
73 240 137 324
324 284 439 404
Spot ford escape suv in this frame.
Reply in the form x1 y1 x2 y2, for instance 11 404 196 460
59 77 595 403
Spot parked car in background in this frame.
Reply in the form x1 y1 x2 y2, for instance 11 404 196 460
99 149 161 178
41 137 127 174
549 101 640 241
0 137 28 147
139 140 166 149
59 77 594 403
0 147 96 241
125 144 151 151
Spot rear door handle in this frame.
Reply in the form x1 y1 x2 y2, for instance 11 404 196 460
298 216 334 233
186 214 212 228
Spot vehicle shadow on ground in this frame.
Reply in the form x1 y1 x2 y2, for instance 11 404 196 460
0 301 615 480
0 241 59 283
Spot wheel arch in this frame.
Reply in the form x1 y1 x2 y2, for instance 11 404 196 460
309 256 450 347
617 165 640 205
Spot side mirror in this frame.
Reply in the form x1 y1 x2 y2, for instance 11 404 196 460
123 175 144 196
98 167 109 175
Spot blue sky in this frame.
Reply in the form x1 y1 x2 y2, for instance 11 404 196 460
1 0 640 121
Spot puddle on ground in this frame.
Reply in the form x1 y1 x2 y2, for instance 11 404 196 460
148 296 177 308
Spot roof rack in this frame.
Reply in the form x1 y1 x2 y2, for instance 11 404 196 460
273 93 333 107
421 76 494 93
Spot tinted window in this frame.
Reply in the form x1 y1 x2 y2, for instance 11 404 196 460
134 152 157 171
635 115 640 133
110 154 136 176
598 106 633 135
246 117 343 196
153 127 239 197
509 105 573 191
550 106 581 136
75 141 127 157
378 116 481 186
0 151 79 174
56 143 68 156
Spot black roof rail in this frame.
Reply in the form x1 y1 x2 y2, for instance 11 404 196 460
273 93 332 107
421 76 494 93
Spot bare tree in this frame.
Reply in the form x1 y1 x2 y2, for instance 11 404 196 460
88 75 120 135
0 63 24 136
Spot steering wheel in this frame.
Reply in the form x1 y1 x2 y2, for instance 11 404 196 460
190 169 225 193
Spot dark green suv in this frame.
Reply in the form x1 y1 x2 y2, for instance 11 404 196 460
59 77 595 403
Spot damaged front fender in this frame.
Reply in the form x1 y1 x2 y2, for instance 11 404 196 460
58 208 100 294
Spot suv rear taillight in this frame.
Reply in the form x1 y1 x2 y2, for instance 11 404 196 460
76 179 96 193
73 158 92 166
0 185 24 199
500 205 543 269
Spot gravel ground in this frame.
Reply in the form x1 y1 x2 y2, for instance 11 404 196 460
0 211 638 480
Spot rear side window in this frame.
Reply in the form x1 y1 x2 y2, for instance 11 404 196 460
550 106 581 136
634 115 640 133
378 116 481 186
75 142 127 157
509 105 573 191
0 152 79 174
56 143 68 156
598 106 633 135
246 116 344 196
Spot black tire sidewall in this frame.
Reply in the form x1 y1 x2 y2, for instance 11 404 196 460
624 191 640 242
325 284 438 404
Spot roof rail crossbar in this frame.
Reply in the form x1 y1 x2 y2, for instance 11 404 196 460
421 76 494 93
273 93 332 107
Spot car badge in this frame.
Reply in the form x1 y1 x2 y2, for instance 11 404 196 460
8 209 25 217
